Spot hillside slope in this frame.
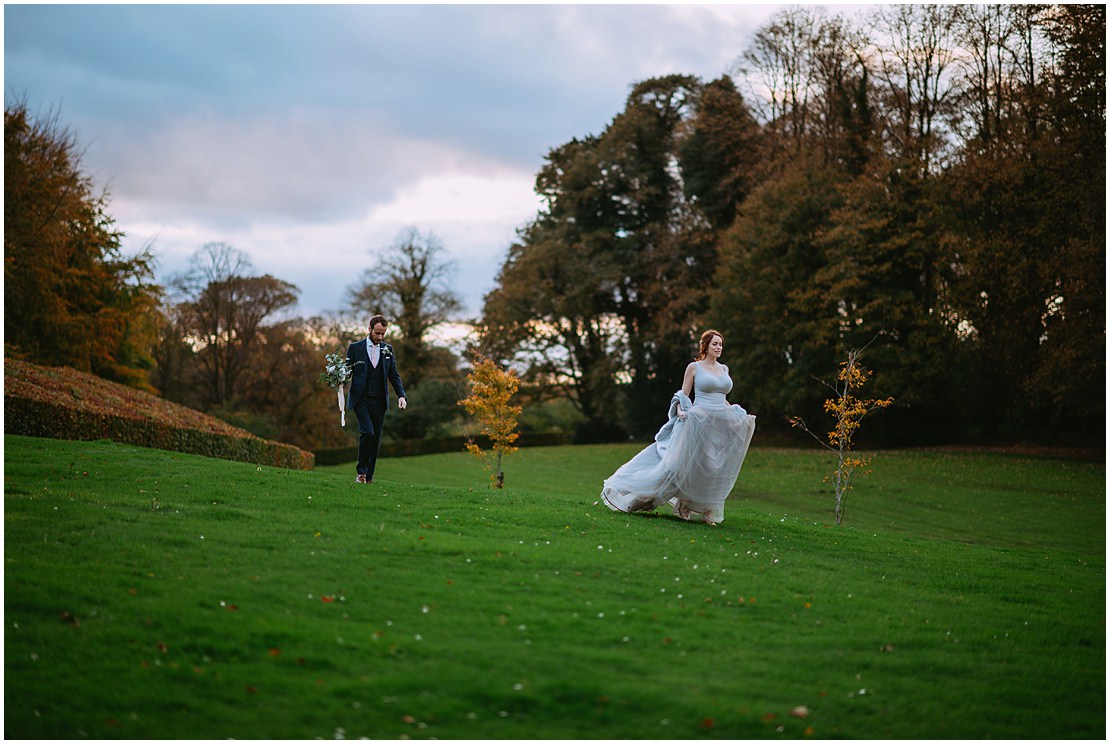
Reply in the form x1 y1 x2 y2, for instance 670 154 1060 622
4 357 312 469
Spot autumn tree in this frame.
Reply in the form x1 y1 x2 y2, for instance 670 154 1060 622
678 76 765 231
458 356 522 488
788 346 894 525
168 243 299 408
5 100 161 388
481 74 735 439
1028 3 1105 433
709 163 844 432
479 135 629 440
940 4 1105 437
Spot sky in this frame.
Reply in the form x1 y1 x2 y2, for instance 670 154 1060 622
5 3 851 320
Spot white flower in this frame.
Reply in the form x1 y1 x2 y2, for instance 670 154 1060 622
319 352 356 388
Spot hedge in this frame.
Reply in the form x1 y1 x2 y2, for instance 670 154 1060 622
4 358 313 470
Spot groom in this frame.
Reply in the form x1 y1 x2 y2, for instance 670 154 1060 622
346 315 407 484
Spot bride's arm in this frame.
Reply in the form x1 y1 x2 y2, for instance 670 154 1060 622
677 363 697 418
681 362 696 397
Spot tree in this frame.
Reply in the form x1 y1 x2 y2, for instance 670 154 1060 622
810 14 874 174
169 243 299 408
479 209 627 440
737 6 822 153
709 163 844 432
678 76 765 231
458 356 522 488
237 318 353 449
5 100 161 388
813 160 969 442
1025 3 1105 433
870 4 962 171
481 75 722 440
941 4 1104 438
788 346 894 525
347 227 463 388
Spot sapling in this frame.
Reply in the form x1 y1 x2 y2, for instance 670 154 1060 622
458 356 522 488
788 346 894 525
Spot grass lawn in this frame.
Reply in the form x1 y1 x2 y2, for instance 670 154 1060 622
4 435 1104 739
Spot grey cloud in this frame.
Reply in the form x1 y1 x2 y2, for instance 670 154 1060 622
6 3 787 316
93 108 516 229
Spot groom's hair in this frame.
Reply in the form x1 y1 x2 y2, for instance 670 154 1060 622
369 314 388 330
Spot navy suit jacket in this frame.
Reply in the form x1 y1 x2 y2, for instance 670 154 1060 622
345 338 406 411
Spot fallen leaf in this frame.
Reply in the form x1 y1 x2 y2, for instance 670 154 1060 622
269 648 281 657
321 595 335 603
698 717 714 729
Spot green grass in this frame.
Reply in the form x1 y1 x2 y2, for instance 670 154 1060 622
4 435 1104 739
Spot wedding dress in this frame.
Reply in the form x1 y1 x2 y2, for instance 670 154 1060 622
601 363 756 524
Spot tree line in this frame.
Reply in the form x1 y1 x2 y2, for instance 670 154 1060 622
477 4 1104 445
6 5 1103 451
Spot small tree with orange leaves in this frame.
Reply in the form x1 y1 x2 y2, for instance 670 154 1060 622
458 356 522 488
788 347 894 525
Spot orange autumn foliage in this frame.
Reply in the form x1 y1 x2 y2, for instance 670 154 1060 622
458 357 522 488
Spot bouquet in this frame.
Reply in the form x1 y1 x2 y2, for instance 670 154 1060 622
319 352 356 426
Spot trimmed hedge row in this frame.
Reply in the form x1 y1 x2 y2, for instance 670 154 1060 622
313 430 574 466
4 358 313 470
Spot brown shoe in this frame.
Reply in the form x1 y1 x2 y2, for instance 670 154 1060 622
355 474 367 484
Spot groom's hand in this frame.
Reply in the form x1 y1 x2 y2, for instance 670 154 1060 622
398 396 407 410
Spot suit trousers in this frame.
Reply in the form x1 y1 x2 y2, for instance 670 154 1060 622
354 395 387 480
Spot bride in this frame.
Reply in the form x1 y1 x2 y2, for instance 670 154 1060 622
601 330 756 525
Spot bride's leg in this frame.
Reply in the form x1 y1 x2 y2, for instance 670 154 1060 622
673 499 692 520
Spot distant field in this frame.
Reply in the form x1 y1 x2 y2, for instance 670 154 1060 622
5 436 1104 739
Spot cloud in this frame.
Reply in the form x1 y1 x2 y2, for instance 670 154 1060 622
6 3 792 318
97 108 521 229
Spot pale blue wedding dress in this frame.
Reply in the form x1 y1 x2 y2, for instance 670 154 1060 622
601 363 756 524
